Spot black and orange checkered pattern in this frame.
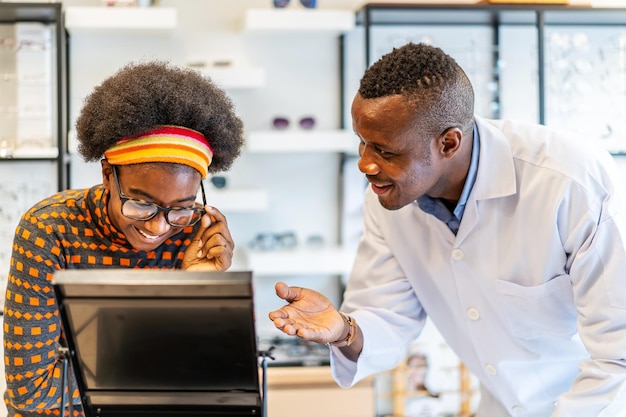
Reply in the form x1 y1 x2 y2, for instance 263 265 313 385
3 185 198 417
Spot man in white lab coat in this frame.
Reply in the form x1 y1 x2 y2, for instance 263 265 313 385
269 42 626 416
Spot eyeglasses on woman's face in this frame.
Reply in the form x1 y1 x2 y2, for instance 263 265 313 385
112 165 207 227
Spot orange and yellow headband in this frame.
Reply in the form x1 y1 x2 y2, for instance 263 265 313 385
103 125 213 178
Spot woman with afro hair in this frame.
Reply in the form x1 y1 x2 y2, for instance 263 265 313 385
3 61 245 417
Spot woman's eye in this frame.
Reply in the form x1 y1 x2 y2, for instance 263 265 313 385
135 201 154 208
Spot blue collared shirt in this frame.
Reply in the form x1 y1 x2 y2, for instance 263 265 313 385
416 123 480 235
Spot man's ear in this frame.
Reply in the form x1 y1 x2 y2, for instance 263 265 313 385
439 127 463 157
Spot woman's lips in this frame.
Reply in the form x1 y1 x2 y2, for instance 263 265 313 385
135 226 165 242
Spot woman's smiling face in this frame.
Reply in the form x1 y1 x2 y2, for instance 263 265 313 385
102 161 202 251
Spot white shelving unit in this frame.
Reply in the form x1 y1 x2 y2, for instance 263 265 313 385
206 188 269 212
64 5 358 278
199 66 266 90
242 9 354 33
64 6 177 33
246 246 355 276
246 130 358 154
239 8 357 277
11 147 59 158
204 131 358 215
240 132 358 276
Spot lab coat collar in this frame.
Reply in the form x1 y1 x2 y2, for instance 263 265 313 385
452 116 517 245
472 116 517 201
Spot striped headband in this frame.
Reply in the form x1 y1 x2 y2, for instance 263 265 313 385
104 125 213 178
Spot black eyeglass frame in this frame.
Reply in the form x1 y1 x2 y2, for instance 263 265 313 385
112 165 207 227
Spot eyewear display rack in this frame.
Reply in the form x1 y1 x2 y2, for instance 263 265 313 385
0 2 68 190
0 3 69 304
346 3 626 155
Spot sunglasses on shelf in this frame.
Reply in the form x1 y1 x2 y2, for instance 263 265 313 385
273 0 317 8
272 116 316 130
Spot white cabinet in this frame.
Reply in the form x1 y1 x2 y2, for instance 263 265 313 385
265 366 375 417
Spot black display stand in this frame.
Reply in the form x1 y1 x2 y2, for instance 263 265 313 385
53 269 265 417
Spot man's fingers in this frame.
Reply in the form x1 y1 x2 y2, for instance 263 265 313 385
274 282 288 298
275 282 303 303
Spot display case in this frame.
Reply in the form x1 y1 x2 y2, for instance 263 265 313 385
0 2 67 182
345 3 626 155
0 2 68 306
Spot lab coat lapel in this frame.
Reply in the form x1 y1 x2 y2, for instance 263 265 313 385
454 117 517 246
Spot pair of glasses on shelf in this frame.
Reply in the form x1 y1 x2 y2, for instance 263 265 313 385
1 73 48 83
273 0 317 8
272 116 315 130
209 175 227 189
249 232 298 251
248 232 324 251
0 105 49 118
0 37 47 52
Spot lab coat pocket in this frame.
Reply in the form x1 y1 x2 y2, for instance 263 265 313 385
495 275 577 340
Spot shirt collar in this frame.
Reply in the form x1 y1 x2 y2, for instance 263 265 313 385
454 122 480 220
416 122 480 233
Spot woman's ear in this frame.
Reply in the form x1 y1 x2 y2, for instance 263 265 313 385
101 159 113 189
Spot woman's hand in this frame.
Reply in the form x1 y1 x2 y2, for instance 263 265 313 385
182 206 234 271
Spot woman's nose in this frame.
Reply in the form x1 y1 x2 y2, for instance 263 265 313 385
143 211 171 234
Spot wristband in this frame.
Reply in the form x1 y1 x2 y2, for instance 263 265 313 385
327 312 357 347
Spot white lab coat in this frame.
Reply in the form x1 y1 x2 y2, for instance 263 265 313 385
331 116 626 417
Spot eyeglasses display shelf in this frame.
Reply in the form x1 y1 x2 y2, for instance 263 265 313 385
205 188 269 212
0 1 68 314
243 8 354 33
350 2 626 155
199 66 266 90
245 245 356 276
246 129 358 154
64 6 177 34
0 2 67 187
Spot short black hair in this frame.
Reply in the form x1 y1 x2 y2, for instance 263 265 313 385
75 61 244 173
358 43 475 138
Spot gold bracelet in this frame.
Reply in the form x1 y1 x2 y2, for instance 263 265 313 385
327 312 357 347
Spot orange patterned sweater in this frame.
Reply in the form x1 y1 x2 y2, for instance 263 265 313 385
3 185 199 417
